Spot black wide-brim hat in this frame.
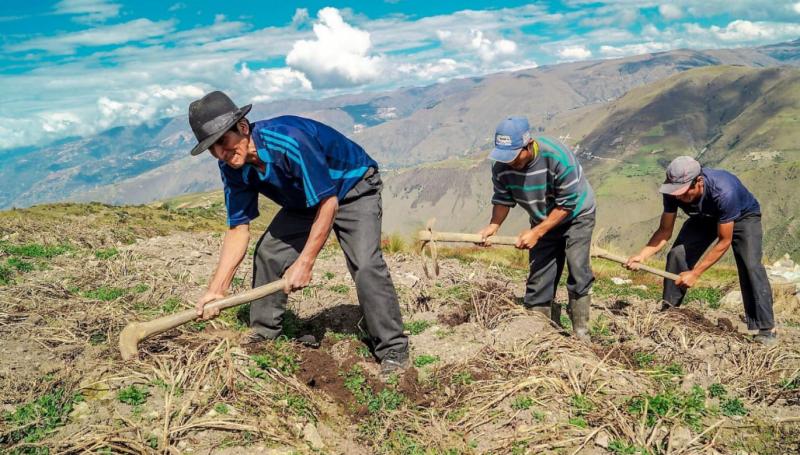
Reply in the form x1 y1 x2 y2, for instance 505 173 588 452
188 91 252 156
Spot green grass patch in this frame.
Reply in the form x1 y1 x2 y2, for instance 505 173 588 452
342 365 405 414
413 354 440 368
609 439 647 454
94 248 119 260
633 351 656 368
117 385 149 406
708 383 727 399
83 286 126 301
0 263 12 286
0 242 73 259
328 284 350 294
721 398 747 417
568 416 588 428
685 287 724 309
451 371 474 386
627 386 708 430
571 394 594 415
404 320 433 335
511 395 534 411
1 387 83 446
132 283 149 294
213 403 229 415
7 257 34 272
160 297 182 314
250 338 299 375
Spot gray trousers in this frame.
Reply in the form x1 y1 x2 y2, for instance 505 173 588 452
663 214 774 330
525 213 596 307
250 170 408 359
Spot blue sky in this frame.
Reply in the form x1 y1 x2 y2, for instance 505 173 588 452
1 0 799 151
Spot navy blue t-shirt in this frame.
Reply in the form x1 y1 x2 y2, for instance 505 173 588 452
663 168 760 223
219 115 378 227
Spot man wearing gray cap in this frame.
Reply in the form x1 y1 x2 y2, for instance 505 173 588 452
478 116 596 341
626 156 776 344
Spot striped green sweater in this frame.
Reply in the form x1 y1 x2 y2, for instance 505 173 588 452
491 136 596 225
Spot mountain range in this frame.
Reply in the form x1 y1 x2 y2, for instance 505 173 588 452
2 39 799 259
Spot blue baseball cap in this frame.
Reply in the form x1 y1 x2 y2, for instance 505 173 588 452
489 116 532 162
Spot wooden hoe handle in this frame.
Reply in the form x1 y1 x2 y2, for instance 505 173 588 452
119 279 286 360
591 251 680 281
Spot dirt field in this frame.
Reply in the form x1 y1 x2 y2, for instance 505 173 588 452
1 203 800 454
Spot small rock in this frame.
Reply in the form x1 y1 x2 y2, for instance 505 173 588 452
303 422 325 450
670 425 693 449
633 284 648 290
594 429 610 448
719 290 743 307
611 277 632 285
69 401 91 421
190 251 202 258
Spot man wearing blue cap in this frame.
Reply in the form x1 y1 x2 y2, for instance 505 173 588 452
478 116 597 340
625 156 776 344
186 91 410 374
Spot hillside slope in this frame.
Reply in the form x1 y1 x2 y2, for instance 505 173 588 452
2 202 800 453
380 66 800 261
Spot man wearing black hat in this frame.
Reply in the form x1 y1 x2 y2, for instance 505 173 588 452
625 156 776 344
187 91 409 373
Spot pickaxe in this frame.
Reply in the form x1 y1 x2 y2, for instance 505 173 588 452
417 218 679 281
119 279 285 360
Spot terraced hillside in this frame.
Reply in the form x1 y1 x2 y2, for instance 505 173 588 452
1 202 800 454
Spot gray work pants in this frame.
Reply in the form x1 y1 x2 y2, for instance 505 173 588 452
250 170 408 359
525 213 596 307
663 214 774 330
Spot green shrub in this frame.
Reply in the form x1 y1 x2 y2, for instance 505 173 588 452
83 286 126 301
404 320 432 335
511 395 533 411
117 385 149 406
1 387 83 445
94 248 119 260
413 354 440 368
721 398 747 417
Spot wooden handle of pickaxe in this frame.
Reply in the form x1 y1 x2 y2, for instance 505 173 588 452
119 279 286 360
591 251 680 281
417 230 518 245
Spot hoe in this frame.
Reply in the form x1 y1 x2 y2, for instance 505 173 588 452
418 218 679 281
119 279 285 360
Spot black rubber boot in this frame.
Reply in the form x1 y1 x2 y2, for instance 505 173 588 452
550 302 562 327
569 293 591 341
528 305 550 319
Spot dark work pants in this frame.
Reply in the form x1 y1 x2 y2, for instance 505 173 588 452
525 213 596 307
250 171 408 359
663 214 775 330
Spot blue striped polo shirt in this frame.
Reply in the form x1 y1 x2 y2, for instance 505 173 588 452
219 115 378 227
491 136 596 225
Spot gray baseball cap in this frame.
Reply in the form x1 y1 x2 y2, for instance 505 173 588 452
659 156 702 195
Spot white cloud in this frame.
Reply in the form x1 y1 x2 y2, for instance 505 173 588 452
599 42 672 57
658 5 683 20
7 19 175 54
54 0 121 24
437 29 518 63
710 19 800 42
97 84 206 129
558 45 592 60
286 7 382 88
794 2 800 14
291 8 311 28
236 64 312 102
